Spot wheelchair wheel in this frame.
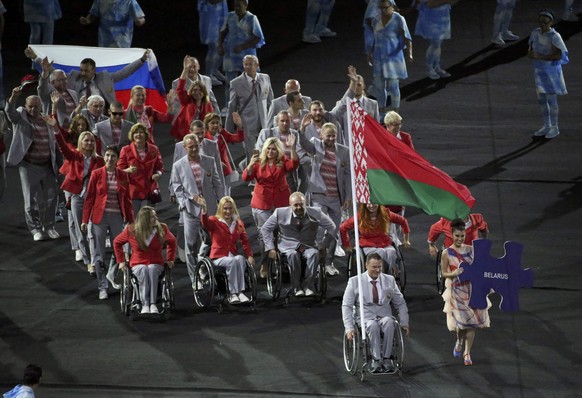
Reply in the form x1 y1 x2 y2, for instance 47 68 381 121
120 268 132 316
161 265 175 311
436 250 445 295
391 317 405 371
343 329 361 375
194 258 215 308
393 244 406 294
266 253 282 300
244 261 258 301
314 258 327 301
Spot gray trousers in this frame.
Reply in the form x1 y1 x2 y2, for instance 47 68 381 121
132 264 164 307
311 193 341 265
132 199 152 219
92 211 125 291
365 316 395 361
282 246 319 291
183 211 201 285
64 191 79 251
252 207 273 267
70 194 91 265
18 161 58 234
214 255 246 294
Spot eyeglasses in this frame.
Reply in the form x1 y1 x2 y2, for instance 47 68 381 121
110 112 124 116
389 122 402 126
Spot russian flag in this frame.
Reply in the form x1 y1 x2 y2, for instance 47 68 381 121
29 45 167 113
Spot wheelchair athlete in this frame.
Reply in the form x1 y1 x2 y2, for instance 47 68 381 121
195 195 255 304
342 253 410 373
340 203 410 276
114 206 177 314
262 192 336 297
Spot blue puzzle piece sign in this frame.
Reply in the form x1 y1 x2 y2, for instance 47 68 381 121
457 239 534 312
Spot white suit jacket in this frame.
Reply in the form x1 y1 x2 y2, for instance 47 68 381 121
93 119 133 154
225 72 273 133
37 76 79 127
261 206 336 252
342 272 409 333
331 89 380 144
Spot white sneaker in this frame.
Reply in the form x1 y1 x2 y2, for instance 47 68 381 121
140 305 150 314
105 237 111 248
302 33 321 44
563 11 580 21
545 127 560 139
427 68 441 80
229 293 240 304
316 28 336 37
305 288 315 297
46 228 60 239
87 264 96 276
75 249 83 262
238 292 250 303
98 290 108 300
33 232 44 241
106 273 120 290
491 34 505 46
533 126 550 137
295 289 305 297
325 264 340 276
501 31 519 41
435 67 451 78
150 304 159 314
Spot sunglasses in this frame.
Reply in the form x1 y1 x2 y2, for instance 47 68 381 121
110 112 124 116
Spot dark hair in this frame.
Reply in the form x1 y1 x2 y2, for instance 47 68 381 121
80 58 96 68
450 218 466 232
366 252 383 264
286 90 300 106
104 145 120 156
110 100 124 109
22 364 42 385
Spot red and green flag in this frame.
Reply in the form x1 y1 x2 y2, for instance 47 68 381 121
348 102 475 220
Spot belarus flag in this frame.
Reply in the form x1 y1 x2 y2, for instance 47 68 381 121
348 100 475 220
29 45 167 113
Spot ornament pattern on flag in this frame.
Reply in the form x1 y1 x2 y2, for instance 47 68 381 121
350 100 370 203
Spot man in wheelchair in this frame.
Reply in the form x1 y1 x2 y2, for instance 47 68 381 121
342 253 410 373
262 192 336 297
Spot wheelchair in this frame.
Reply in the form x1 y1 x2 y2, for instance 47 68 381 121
346 244 407 293
266 248 327 304
342 316 405 381
120 263 175 322
193 256 258 313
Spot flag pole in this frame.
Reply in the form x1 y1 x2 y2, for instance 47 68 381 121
346 100 367 342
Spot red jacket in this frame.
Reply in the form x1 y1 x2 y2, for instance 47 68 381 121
427 214 489 247
117 142 164 200
202 213 253 259
398 131 414 150
242 156 299 210
340 209 410 248
55 132 105 194
82 166 134 225
205 129 244 177
113 223 177 267
170 79 215 141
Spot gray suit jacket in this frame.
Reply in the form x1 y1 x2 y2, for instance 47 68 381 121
225 72 273 133
266 94 312 128
171 154 224 217
93 119 133 155
298 135 352 204
301 113 344 144
342 272 409 333
331 90 380 144
171 76 219 117
37 76 79 127
5 102 58 174
261 206 336 252
67 58 145 106
168 139 225 203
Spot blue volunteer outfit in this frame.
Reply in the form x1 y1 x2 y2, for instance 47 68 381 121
220 11 265 73
89 0 145 48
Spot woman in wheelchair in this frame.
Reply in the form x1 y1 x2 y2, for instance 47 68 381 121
340 203 410 275
114 206 177 314
195 195 255 304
